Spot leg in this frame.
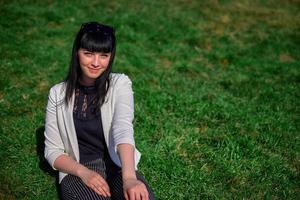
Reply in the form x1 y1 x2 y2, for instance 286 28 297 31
60 174 111 200
60 159 111 200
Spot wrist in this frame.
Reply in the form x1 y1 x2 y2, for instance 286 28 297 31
122 173 137 181
75 164 87 178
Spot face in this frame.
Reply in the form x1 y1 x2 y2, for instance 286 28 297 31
78 48 111 85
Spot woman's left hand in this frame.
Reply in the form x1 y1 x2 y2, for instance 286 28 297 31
123 178 149 200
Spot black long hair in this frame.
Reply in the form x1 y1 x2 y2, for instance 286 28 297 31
65 22 116 112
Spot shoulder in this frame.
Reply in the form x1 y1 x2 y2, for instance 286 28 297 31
50 82 66 90
109 73 132 88
48 82 66 98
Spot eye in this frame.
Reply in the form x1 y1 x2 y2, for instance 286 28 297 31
100 53 110 58
83 51 93 56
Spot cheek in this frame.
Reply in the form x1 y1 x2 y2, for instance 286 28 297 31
78 55 89 65
103 59 110 67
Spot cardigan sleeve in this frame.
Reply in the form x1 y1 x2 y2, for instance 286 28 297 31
44 85 67 170
111 75 136 149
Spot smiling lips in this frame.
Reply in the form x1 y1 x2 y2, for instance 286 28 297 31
87 67 103 74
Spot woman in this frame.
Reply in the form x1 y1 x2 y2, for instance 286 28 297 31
44 22 155 200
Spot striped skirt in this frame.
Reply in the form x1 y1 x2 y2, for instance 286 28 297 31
60 158 156 200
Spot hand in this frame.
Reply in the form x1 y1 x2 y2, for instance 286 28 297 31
123 178 149 200
78 168 111 197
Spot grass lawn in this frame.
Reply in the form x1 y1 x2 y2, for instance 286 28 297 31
0 0 299 199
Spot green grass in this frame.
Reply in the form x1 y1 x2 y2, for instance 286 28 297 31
0 0 299 199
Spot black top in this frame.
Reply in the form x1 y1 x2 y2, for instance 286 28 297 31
73 83 108 163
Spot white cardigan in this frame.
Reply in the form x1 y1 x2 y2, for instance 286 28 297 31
44 73 141 183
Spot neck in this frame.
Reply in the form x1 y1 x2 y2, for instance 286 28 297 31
79 77 95 86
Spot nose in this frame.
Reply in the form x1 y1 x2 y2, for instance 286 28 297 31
91 55 100 68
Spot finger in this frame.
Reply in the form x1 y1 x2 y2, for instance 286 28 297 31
124 192 129 200
91 184 106 197
140 183 148 200
128 190 136 200
97 178 111 197
97 175 110 189
98 183 111 197
144 190 149 200
99 186 109 197
135 191 141 200
141 189 149 200
142 185 149 200
140 191 145 200
92 174 109 195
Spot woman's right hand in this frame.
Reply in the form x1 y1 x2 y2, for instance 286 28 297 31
78 167 111 197
53 155 111 197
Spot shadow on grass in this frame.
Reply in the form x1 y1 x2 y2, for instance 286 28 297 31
36 126 57 177
36 126 62 199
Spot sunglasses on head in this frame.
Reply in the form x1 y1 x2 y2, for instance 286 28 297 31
80 22 115 34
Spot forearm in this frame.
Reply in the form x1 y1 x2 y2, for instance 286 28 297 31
117 143 137 180
118 144 149 199
53 154 87 178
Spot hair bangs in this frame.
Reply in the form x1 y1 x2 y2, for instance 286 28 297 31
80 32 114 53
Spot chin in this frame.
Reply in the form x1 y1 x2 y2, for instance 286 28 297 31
88 74 102 79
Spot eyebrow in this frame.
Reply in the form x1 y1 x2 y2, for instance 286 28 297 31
81 50 111 55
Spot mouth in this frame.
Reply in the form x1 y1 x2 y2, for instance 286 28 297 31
87 67 103 74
